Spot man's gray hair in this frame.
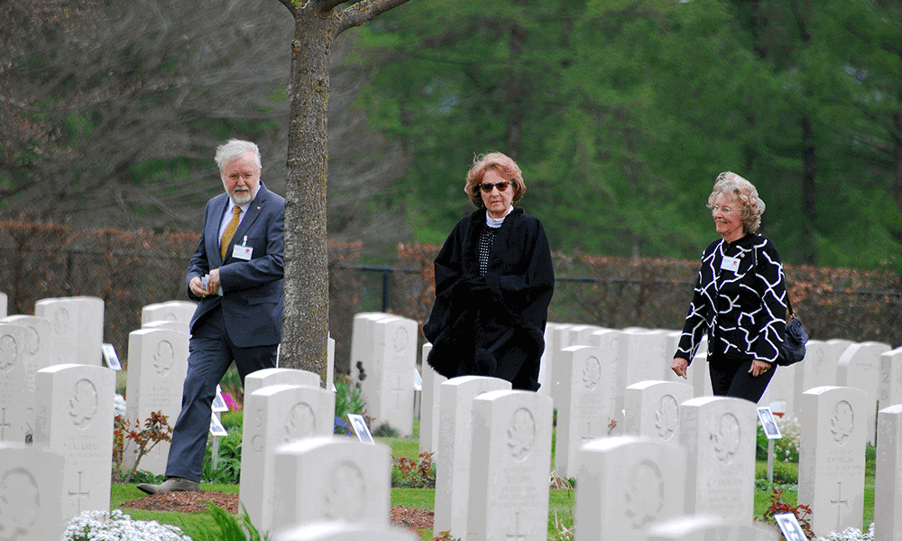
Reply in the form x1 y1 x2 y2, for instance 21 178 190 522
215 139 262 171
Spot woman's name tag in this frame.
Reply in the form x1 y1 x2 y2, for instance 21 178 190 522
721 256 740 272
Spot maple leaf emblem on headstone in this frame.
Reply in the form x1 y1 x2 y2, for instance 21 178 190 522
69 378 98 429
623 460 665 529
582 356 601 390
0 468 40 537
710 413 741 464
506 407 536 462
283 402 316 443
324 461 365 521
654 395 679 441
152 340 174 376
0 335 16 372
830 400 854 445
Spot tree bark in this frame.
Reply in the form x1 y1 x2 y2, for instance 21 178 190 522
276 0 413 385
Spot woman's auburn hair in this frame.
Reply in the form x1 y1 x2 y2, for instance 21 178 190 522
463 152 526 208
707 171 766 233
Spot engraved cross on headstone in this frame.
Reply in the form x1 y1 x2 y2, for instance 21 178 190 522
507 511 527 541
581 420 592 441
68 471 91 513
0 408 10 439
830 481 849 530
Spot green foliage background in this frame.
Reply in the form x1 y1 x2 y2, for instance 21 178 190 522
350 0 902 272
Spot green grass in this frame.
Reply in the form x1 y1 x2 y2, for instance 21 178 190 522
110 438 877 540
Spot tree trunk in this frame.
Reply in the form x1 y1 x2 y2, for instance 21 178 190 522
279 12 339 382
275 0 413 385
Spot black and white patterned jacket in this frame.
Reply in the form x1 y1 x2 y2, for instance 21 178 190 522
676 233 787 364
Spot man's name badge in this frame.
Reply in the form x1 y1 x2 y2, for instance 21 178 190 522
721 256 740 272
232 245 253 260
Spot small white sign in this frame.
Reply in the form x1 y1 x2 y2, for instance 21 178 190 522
757 406 782 439
413 368 422 391
348 413 374 445
209 413 228 436
102 343 121 370
774 513 806 541
211 385 229 413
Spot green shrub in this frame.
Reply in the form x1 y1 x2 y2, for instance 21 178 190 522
203 430 242 484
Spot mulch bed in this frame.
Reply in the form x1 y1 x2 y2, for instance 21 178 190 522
120 491 435 532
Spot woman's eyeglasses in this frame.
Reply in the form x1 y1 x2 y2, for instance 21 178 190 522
479 181 510 193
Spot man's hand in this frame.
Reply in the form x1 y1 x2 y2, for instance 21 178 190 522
189 268 221 297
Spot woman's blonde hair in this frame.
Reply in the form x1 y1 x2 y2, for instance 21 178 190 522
463 152 526 208
707 171 766 233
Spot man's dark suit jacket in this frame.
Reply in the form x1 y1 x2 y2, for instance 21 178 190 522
186 183 285 347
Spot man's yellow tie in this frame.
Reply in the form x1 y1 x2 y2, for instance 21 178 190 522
220 206 241 259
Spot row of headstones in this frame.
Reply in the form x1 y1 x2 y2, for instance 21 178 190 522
424 373 902 540
535 323 901 447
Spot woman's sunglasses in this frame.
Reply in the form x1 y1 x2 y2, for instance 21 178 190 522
479 181 511 193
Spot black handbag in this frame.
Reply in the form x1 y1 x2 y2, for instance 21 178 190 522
776 297 808 366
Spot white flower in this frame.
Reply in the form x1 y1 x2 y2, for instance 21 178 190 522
62 509 190 541
114 394 127 417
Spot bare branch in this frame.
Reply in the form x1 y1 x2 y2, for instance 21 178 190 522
315 0 345 13
338 0 413 34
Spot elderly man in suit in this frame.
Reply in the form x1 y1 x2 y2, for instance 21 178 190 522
138 139 284 494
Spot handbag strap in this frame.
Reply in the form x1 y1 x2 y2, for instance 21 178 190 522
751 238 796 321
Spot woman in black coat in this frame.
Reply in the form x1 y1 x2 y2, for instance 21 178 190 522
671 172 788 403
423 152 554 391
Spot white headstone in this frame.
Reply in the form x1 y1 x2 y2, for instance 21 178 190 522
0 444 66 541
433 376 511 538
0 322 30 443
623 380 694 443
123 328 189 475
271 522 418 541
662 331 686 384
874 403 902 541
35 296 104 366
878 348 902 408
622 329 670 385
33 364 115 524
759 362 798 420
0 292 6 317
688 353 713 399
837 341 891 444
244 368 320 398
793 340 840 409
645 515 779 541
270 436 392 533
240 384 336 534
589 329 627 434
555 345 614 478
541 322 569 403
466 390 553 541
418 343 447 458
798 386 868 536
353 315 417 436
575 436 687 540
1 316 51 441
141 320 189 334
679 396 756 522
140 300 197 328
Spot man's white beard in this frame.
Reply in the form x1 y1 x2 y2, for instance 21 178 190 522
231 188 253 205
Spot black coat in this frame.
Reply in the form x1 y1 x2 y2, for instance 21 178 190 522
423 207 554 390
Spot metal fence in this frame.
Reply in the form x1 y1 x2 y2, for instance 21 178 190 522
2 221 900 373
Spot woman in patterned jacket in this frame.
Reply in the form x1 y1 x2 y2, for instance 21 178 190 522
423 152 555 391
671 172 788 403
